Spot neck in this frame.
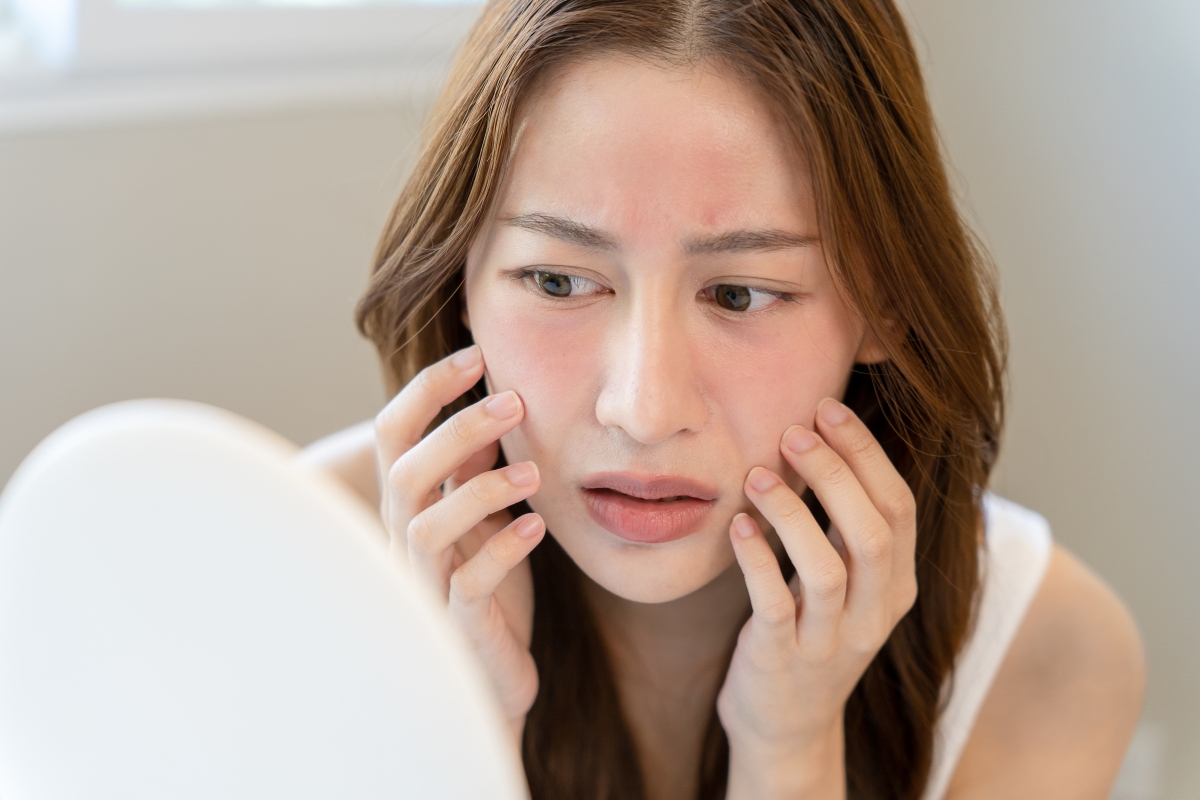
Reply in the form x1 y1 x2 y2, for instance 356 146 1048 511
579 559 753 800
582 560 752 685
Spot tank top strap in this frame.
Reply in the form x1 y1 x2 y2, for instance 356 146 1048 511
919 493 1053 800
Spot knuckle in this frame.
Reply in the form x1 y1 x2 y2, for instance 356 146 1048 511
477 535 511 572
444 412 475 446
806 560 847 604
857 526 893 568
843 431 876 461
777 501 812 532
387 456 414 492
463 475 495 506
413 364 437 396
376 391 411 433
405 513 434 552
814 457 847 488
760 596 797 627
884 487 917 527
373 406 393 439
449 567 483 604
376 407 417 455
748 548 779 576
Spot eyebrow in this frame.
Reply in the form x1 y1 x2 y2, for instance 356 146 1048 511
503 212 815 255
685 229 816 254
504 213 617 251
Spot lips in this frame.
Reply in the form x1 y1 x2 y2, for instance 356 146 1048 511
581 472 718 544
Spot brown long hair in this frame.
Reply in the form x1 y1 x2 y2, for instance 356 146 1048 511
356 1 1006 798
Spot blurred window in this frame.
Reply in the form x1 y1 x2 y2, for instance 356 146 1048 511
0 0 76 69
115 0 462 6
0 1 17 63
0 0 478 72
0 0 479 129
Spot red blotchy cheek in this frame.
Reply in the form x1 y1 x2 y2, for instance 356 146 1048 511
474 307 603 452
699 314 857 463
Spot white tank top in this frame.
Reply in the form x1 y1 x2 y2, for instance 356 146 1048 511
920 493 1053 800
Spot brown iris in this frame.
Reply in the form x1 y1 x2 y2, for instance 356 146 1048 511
713 284 752 311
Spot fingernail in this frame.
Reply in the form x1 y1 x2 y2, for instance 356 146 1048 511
452 345 481 370
819 398 850 427
747 467 779 493
506 461 538 487
486 391 521 419
732 513 757 539
516 515 544 538
784 426 818 454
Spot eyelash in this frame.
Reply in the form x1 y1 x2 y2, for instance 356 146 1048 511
701 284 796 313
515 269 607 298
514 268 798 313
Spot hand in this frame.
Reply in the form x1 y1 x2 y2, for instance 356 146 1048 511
718 397 919 800
375 344 545 743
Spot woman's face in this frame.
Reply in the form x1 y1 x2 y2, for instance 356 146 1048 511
465 56 881 603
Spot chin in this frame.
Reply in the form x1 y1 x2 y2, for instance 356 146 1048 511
538 509 739 603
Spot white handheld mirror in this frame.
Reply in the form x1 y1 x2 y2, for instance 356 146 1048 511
0 400 528 800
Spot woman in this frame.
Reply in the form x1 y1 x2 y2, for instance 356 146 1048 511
302 1 1144 797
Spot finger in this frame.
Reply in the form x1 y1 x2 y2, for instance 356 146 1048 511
779 423 892 629
826 524 849 564
374 345 485 508
814 398 917 604
408 462 541 592
729 513 797 645
448 513 544 625
386 391 524 540
445 440 500 495
744 467 846 638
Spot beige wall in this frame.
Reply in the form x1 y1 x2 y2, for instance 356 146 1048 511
900 1 1200 796
1 0 1196 797
0 103 418 476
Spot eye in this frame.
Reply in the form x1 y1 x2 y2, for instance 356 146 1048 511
537 272 572 297
709 284 782 312
528 270 604 298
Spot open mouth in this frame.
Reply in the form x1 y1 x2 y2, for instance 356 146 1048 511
580 473 719 544
616 494 686 503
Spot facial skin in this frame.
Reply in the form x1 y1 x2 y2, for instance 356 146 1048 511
464 55 884 603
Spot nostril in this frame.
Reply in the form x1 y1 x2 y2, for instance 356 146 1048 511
594 349 707 442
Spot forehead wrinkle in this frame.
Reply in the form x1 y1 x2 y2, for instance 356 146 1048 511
503 213 619 252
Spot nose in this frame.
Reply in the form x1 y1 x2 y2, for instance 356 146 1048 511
594 295 708 444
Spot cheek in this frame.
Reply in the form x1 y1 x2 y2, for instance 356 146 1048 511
703 300 863 470
468 300 602 461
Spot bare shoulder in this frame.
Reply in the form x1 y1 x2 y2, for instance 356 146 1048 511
946 544 1145 799
295 421 381 511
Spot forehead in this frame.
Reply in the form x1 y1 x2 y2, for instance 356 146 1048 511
499 55 814 236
